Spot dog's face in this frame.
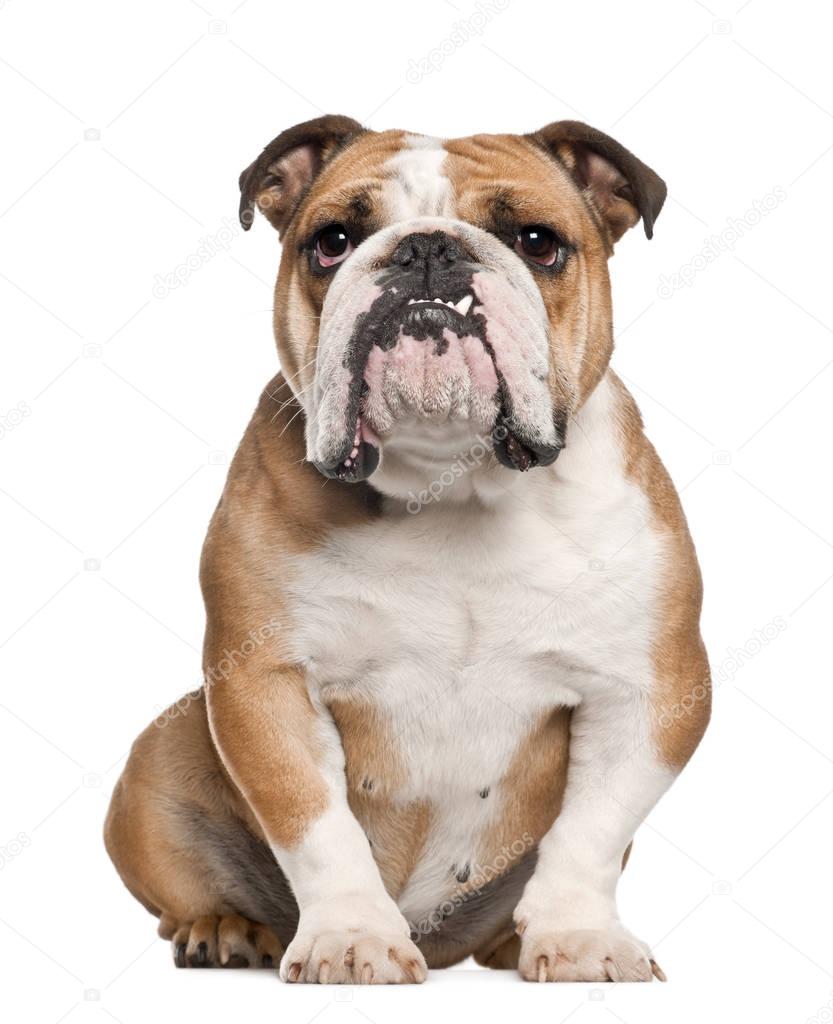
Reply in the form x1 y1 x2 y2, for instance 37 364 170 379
239 116 665 497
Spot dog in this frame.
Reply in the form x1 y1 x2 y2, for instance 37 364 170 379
105 115 710 984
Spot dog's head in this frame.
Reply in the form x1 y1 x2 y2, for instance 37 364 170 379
239 116 665 496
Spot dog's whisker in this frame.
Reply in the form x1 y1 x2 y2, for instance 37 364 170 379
278 403 308 438
273 380 314 411
264 357 319 402
270 386 315 426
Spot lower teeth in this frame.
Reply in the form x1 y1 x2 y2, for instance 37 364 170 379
339 418 363 474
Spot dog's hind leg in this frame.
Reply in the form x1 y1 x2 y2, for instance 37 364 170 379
104 689 297 968
163 914 284 969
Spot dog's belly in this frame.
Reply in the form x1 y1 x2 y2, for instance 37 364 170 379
327 639 574 926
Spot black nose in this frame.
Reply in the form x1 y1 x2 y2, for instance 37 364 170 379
389 231 465 295
390 231 463 268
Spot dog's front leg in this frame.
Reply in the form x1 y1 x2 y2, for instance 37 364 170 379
513 672 709 982
206 665 426 984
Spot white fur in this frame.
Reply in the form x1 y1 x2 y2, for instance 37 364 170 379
384 135 454 220
281 374 670 929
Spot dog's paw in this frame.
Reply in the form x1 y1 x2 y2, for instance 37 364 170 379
170 914 283 968
517 921 665 983
280 929 426 984
279 894 426 984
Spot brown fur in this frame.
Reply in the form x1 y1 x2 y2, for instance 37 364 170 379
271 130 406 385
326 691 434 897
444 134 615 410
198 376 380 849
104 688 254 925
352 793 433 899
475 709 571 876
610 373 711 767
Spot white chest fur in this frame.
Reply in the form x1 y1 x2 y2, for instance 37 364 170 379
282 376 664 919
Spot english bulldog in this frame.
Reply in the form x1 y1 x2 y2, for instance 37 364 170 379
105 115 710 983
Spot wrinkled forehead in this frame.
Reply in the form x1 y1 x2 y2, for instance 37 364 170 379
294 129 590 243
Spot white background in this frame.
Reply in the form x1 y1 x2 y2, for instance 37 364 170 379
1 1 831 1021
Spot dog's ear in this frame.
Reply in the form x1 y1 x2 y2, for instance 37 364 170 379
529 121 667 243
238 114 365 235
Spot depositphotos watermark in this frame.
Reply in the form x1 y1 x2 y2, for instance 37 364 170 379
406 0 511 83
405 417 527 513
409 832 534 938
656 616 787 730
657 185 786 298
713 615 787 684
153 617 281 727
151 217 241 299
406 431 493 513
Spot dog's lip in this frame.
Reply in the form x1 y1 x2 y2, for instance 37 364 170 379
312 281 561 481
491 404 562 471
313 414 380 482
353 384 561 477
478 339 563 472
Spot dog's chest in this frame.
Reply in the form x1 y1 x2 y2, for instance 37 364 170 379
284 468 659 918
286 480 658 789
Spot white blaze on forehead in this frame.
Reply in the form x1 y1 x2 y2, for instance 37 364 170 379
383 134 454 220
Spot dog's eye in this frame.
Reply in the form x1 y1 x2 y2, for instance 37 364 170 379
515 225 562 267
315 225 354 268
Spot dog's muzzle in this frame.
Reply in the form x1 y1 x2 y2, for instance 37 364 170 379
313 230 564 483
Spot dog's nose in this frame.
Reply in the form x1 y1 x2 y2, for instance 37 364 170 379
389 231 466 296
390 230 463 268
